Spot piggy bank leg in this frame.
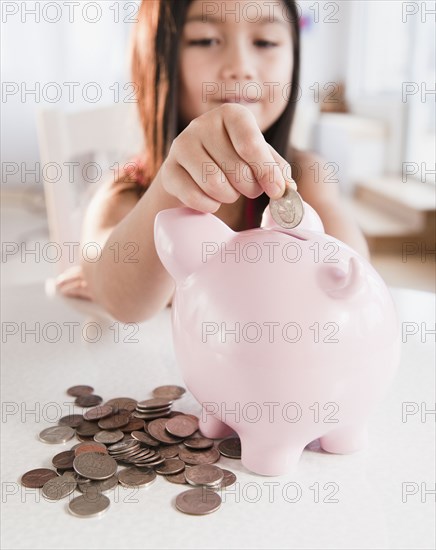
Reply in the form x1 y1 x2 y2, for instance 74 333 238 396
198 412 234 439
320 423 368 454
240 436 304 476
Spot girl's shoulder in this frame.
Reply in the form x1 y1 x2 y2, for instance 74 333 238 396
286 146 325 177
286 145 340 203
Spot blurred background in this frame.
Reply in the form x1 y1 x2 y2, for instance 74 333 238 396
2 0 435 293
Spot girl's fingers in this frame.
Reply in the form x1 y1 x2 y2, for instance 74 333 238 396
172 135 239 204
63 291 92 301
266 143 295 192
221 104 286 199
55 276 82 288
201 122 263 200
162 161 221 213
55 265 85 285
58 282 93 301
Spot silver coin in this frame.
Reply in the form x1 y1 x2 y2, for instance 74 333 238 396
78 475 119 494
94 430 125 444
62 470 91 484
73 452 117 480
107 440 138 453
117 467 156 488
175 488 222 515
108 442 140 456
42 475 77 500
68 493 110 518
119 449 154 461
132 455 165 467
185 464 224 488
269 180 304 229
38 426 75 444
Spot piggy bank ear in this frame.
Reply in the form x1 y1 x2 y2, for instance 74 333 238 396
154 207 234 281
261 201 325 233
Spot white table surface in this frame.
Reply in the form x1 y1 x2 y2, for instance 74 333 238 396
1 283 435 550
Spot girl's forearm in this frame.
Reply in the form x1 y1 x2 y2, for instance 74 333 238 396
312 199 371 262
84 170 183 323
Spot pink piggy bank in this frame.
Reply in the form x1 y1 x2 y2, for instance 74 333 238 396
154 202 401 476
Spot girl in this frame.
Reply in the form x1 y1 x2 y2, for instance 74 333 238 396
55 0 370 322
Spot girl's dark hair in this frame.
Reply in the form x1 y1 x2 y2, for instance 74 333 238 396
131 0 301 228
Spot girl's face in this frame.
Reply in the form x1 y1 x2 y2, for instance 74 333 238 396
178 0 294 133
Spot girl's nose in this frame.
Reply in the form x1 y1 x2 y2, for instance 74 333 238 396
219 43 255 81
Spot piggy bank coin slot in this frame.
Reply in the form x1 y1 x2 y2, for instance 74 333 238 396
271 229 308 241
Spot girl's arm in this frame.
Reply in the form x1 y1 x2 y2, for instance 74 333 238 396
80 167 182 323
292 150 371 261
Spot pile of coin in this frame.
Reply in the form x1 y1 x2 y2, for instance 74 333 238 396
21 385 241 517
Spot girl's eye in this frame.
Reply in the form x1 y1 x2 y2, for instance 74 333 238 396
186 39 278 48
187 39 217 47
254 40 278 48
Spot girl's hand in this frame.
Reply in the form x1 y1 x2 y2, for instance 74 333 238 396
54 265 93 301
160 103 291 213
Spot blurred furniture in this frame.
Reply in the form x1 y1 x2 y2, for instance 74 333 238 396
36 103 143 274
313 112 435 258
346 176 436 254
313 113 387 196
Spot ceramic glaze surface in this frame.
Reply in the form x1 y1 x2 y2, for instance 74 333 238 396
154 203 401 475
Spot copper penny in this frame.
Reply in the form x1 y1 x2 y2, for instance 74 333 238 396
75 394 103 408
175 488 221 515
120 418 145 432
130 430 160 447
155 458 185 475
159 444 180 458
83 405 113 421
75 420 101 437
98 411 131 430
215 469 237 489
147 418 184 444
184 437 214 450
165 415 198 438
58 414 83 428
52 450 76 470
218 437 241 459
21 468 58 488
74 442 108 456
136 398 173 410
66 385 94 397
165 471 187 484
152 385 186 400
104 397 137 413
178 447 220 465
117 466 156 488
